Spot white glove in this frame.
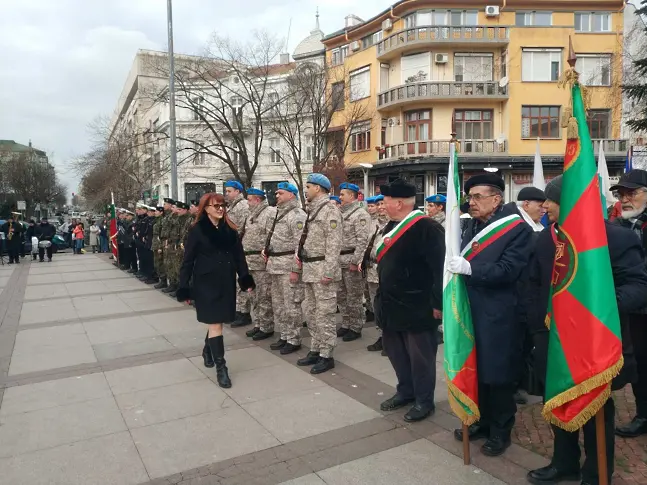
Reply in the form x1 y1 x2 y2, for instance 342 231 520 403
448 256 472 276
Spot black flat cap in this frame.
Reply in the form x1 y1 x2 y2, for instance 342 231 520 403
464 173 505 194
609 169 647 191
517 186 546 202
163 197 175 204
380 178 416 198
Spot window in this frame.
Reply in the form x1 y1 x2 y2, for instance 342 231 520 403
401 53 430 84
192 96 205 121
404 110 432 141
380 63 390 91
331 45 348 65
500 50 507 78
515 11 553 26
331 82 345 111
575 12 611 32
578 54 611 86
522 106 561 138
405 9 477 27
305 135 314 161
522 48 562 82
267 92 279 106
269 139 281 163
454 53 493 82
193 142 205 165
349 66 370 101
350 121 371 152
362 31 383 49
230 96 243 121
587 110 610 139
455 110 493 139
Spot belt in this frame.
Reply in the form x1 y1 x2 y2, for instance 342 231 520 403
340 248 355 255
244 250 262 255
267 250 293 257
302 255 325 263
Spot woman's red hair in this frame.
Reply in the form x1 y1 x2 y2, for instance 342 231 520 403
194 193 237 230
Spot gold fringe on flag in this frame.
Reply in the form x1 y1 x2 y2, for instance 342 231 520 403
446 379 480 426
557 37 590 141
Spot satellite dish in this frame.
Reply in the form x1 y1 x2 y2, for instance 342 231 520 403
499 76 509 87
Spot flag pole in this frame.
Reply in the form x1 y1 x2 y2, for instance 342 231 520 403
463 423 470 465
595 408 608 485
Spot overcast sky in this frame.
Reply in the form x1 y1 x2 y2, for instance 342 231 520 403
0 0 391 199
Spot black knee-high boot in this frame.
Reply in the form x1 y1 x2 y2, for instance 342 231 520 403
202 332 214 368
208 335 231 388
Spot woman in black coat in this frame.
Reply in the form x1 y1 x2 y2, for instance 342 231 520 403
176 193 254 388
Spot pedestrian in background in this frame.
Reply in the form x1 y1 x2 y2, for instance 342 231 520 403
89 220 100 253
73 222 85 254
99 219 109 253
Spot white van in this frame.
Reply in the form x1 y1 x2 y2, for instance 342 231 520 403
71 211 80 218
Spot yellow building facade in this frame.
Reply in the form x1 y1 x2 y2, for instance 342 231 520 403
322 0 627 203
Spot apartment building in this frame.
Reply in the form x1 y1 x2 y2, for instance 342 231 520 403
322 0 632 204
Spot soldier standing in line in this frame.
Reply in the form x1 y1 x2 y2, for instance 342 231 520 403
233 188 275 334
140 206 157 284
124 211 138 273
168 202 191 298
133 204 148 279
162 202 181 295
150 206 164 285
154 198 174 290
296 173 342 374
259 182 306 353
116 210 128 268
335 182 372 342
225 180 252 326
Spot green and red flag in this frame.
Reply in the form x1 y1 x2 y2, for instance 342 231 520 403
109 192 119 261
543 80 623 431
443 142 479 425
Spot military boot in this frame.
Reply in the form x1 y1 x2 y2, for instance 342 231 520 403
161 283 177 294
367 337 383 352
154 280 168 290
297 351 320 366
246 327 261 338
231 312 252 327
310 357 335 375
342 330 361 342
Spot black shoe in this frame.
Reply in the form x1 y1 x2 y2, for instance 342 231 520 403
252 330 274 341
154 281 168 290
137 274 147 280
134 272 143 278
168 291 177 298
161 284 177 294
526 465 580 485
367 337 383 352
280 343 301 355
481 436 511 457
616 416 647 438
342 330 361 342
380 394 415 412
297 351 320 366
453 422 490 442
208 336 231 388
246 327 260 338
404 403 435 422
144 278 158 284
127 268 137 274
365 310 375 322
336 327 349 338
47 258 52 262
269 339 287 350
310 357 334 374
514 389 528 405
231 313 252 328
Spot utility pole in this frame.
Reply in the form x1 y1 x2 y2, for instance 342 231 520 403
167 0 178 200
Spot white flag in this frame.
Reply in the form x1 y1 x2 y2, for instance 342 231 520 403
598 143 613 208
443 142 461 288
532 138 546 190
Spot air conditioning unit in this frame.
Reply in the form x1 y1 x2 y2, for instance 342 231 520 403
435 53 449 64
350 41 361 51
382 18 393 31
485 5 500 17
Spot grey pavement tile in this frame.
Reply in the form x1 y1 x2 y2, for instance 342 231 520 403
93 336 174 361
90 269 131 280
212 346 285 373
130 406 280 478
14 323 89 348
0 275 10 287
142 310 202 334
115 378 233 428
65 280 111 297
318 439 505 485
0 397 127 458
60 270 115 282
72 294 132 318
104 358 206 395
0 431 149 485
120 293 185 312
243 386 380 444
23 284 70 300
29 265 87 274
278 474 327 485
163 329 207 351
83 315 159 345
26 273 64 285
19 298 78 325
0 373 111 417
103 278 152 291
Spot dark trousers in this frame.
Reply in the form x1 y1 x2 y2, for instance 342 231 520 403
552 397 615 484
629 314 647 418
383 329 438 407
38 245 53 261
128 246 138 270
7 246 20 263
477 382 517 439
138 247 153 277
117 243 124 265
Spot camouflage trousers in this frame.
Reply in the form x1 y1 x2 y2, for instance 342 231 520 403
154 248 165 278
236 286 251 314
368 282 381 337
270 273 304 345
337 268 365 333
250 270 273 333
304 281 338 359
164 247 179 285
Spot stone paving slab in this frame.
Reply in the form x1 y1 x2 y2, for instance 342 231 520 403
83 315 159 345
104 358 206 395
93 335 175 361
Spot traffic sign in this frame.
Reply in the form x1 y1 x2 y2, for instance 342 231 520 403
17 201 26 211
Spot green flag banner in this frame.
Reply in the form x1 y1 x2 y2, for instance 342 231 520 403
543 81 623 431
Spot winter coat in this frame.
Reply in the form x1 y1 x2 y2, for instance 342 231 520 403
177 215 254 323
35 223 55 241
89 225 100 246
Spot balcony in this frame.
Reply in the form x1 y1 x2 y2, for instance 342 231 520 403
377 26 509 61
592 139 628 156
379 139 507 162
377 81 508 110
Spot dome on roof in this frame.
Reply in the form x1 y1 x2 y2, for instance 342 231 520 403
293 12 325 60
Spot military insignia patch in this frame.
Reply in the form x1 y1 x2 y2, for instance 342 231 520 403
297 222 304 230
383 237 391 246
330 221 338 229
360 219 366 226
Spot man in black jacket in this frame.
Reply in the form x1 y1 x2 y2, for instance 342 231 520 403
374 179 445 423
34 217 56 262
526 175 647 485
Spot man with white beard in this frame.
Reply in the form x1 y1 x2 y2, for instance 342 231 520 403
611 170 647 438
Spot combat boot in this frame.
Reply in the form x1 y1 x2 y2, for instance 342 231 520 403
154 280 168 290
367 337 383 352
310 357 335 374
342 330 361 342
231 312 252 327
168 290 177 298
269 339 287 350
144 277 158 285
252 330 274 341
280 343 301 355
208 336 231 388
336 327 349 338
162 283 177 294
246 327 260 338
297 351 320 366
365 310 375 322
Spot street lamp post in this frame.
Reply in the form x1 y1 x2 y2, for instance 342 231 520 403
167 0 178 200
359 163 373 197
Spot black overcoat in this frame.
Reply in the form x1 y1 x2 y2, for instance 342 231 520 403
177 216 254 323
527 221 647 391
375 217 445 333
461 206 533 385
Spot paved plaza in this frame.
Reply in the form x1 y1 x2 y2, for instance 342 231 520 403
0 252 641 485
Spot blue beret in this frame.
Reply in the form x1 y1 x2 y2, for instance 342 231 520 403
276 182 299 195
330 196 341 203
247 187 265 197
224 180 244 191
425 194 447 204
365 196 379 204
307 173 331 191
375 195 384 202
339 182 360 193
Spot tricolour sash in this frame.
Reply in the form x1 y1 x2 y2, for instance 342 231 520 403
375 210 426 263
460 214 524 261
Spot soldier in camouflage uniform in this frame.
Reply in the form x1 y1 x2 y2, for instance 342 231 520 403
168 202 191 298
234 188 275 337
296 173 342 375
336 182 372 342
162 202 181 294
150 206 164 284
259 182 306 354
154 198 174 290
225 180 251 325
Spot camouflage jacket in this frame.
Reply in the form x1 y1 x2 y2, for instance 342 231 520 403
339 201 372 268
159 211 172 240
181 214 194 246
300 195 342 283
167 214 181 247
241 200 276 271
431 211 446 228
151 216 162 251
227 194 249 233
266 198 306 275
366 215 389 284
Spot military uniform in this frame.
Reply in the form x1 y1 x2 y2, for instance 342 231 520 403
156 209 173 288
365 210 389 351
164 211 181 291
228 193 251 318
152 213 163 283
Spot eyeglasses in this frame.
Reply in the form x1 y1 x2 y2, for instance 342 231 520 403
465 193 497 203
208 203 225 210
613 188 646 200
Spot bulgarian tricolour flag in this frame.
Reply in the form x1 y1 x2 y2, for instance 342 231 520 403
543 80 623 431
109 192 119 261
442 141 479 425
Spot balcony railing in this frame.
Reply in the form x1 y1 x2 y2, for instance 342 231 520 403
377 25 510 59
380 139 507 161
592 139 628 155
378 81 508 109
